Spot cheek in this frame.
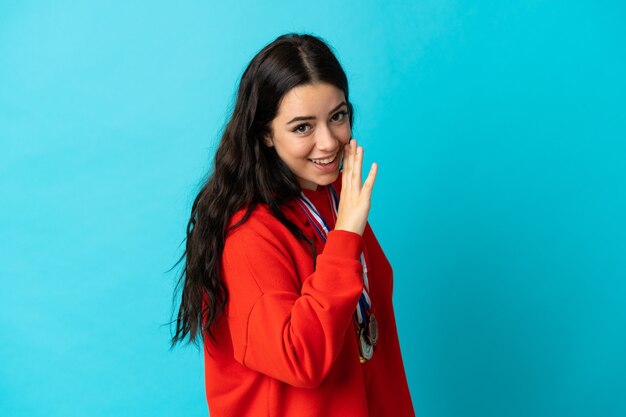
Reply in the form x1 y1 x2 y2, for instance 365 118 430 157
335 124 352 144
277 141 312 162
293 143 314 160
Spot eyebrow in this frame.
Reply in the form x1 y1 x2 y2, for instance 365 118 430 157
285 102 348 125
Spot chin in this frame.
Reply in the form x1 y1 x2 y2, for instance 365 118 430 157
318 172 340 185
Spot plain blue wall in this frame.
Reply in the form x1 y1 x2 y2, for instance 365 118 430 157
1 1 625 416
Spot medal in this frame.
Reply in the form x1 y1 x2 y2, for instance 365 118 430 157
367 314 379 346
358 327 374 362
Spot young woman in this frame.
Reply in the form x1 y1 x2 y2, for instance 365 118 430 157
172 33 415 417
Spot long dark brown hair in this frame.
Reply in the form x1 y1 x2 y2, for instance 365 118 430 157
170 33 354 348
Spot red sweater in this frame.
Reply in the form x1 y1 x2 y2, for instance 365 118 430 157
203 173 415 416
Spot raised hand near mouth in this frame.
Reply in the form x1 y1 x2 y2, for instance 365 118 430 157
334 138 378 236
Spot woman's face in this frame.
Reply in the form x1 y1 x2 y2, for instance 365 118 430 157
264 82 351 190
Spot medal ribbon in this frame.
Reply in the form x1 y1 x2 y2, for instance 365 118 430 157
296 185 373 330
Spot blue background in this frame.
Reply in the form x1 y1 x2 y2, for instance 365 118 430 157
1 1 625 416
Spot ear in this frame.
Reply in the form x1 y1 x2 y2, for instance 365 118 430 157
263 134 274 148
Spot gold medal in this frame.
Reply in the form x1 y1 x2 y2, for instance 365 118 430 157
367 314 379 346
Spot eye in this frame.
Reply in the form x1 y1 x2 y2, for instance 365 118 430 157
331 110 347 122
292 123 311 134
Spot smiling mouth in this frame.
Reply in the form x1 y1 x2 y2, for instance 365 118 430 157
308 152 338 166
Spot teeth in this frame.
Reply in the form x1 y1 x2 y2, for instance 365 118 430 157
309 153 337 165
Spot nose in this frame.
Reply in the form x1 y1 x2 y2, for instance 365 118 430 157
316 124 340 153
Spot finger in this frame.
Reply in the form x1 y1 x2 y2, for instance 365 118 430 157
362 162 378 196
353 145 363 190
341 141 350 190
345 138 356 189
342 140 350 189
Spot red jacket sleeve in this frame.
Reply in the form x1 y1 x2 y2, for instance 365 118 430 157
221 215 364 389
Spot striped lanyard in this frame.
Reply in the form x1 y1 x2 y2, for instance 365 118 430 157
296 185 373 329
